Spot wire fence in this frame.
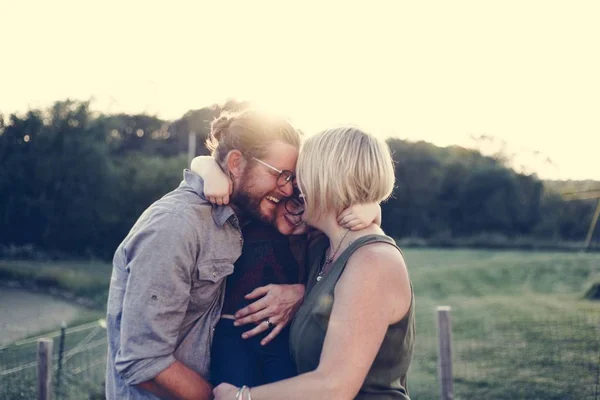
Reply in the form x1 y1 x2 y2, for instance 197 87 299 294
1 309 599 400
409 305 600 400
0 320 107 400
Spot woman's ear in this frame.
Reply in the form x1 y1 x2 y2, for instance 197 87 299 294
225 150 245 179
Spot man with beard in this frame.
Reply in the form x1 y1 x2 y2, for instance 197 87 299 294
105 110 302 400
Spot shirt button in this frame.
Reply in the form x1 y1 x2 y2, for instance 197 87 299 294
212 272 217 278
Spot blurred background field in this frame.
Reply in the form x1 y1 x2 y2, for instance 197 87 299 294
405 248 600 399
1 100 599 263
1 248 598 399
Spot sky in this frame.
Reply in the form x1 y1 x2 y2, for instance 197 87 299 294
2 0 598 180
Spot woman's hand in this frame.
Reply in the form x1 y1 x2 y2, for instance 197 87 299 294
213 383 239 400
190 156 232 205
337 203 381 230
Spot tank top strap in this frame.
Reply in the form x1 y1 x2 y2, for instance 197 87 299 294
327 234 403 284
337 234 402 265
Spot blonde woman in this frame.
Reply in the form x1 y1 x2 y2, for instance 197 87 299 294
213 127 415 400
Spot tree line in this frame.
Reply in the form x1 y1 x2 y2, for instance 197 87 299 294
0 100 597 260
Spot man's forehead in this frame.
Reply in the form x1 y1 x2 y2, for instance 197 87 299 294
261 141 299 170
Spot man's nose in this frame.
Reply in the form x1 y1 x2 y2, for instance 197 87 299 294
278 180 294 197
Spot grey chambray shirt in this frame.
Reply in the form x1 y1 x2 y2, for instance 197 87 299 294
105 170 243 400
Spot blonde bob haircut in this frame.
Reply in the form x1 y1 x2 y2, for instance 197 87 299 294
297 126 395 222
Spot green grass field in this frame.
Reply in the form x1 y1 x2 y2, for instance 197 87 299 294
404 249 600 399
0 259 112 307
1 248 599 399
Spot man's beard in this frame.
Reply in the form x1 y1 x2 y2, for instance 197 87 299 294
231 169 276 225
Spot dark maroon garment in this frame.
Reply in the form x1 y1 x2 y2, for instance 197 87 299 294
221 220 307 315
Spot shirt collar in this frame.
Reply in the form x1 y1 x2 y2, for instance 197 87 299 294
183 169 237 227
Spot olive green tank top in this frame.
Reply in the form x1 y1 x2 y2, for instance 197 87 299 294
289 234 415 400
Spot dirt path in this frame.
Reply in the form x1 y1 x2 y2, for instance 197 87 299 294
0 287 91 346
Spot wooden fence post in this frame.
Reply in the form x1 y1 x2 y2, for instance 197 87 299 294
437 306 454 400
55 321 66 396
37 338 53 400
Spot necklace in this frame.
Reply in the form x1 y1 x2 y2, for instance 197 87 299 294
316 229 350 282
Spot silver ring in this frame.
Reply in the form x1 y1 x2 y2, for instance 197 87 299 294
264 319 273 328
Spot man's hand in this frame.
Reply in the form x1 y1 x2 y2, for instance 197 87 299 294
213 383 240 400
234 284 305 345
137 360 212 400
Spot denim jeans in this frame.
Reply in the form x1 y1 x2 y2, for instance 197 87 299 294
210 318 298 387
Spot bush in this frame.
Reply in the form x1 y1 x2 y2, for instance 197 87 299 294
584 282 600 300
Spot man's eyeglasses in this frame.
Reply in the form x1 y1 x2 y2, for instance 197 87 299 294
284 186 305 216
252 157 295 189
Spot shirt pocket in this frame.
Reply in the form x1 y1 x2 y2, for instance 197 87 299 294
189 262 234 313
197 262 234 283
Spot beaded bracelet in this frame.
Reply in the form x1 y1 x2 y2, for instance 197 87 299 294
235 385 252 400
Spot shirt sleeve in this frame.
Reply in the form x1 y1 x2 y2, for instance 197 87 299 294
114 211 198 385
